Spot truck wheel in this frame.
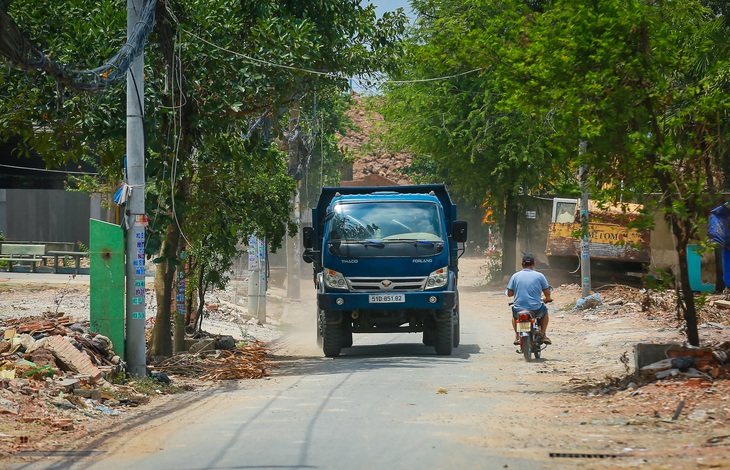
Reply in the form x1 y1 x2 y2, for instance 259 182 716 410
316 311 323 348
434 313 453 356
452 308 460 348
322 320 342 358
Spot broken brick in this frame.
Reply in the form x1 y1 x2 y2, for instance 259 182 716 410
685 377 713 388
41 336 102 383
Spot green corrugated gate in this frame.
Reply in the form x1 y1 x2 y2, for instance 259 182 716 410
89 219 125 358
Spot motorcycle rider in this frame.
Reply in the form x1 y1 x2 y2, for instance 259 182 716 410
507 253 553 345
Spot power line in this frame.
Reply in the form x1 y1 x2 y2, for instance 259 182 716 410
0 0 157 92
183 29 345 79
184 28 483 87
0 163 98 175
385 68 484 84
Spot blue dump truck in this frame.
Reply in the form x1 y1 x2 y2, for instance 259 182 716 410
302 184 468 357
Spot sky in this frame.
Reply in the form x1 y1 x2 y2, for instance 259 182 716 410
365 0 413 17
353 1 414 93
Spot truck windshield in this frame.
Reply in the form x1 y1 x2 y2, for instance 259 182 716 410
328 202 443 242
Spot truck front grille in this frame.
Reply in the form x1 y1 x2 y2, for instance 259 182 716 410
347 276 427 292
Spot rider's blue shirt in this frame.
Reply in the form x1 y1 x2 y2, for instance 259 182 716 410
507 268 549 311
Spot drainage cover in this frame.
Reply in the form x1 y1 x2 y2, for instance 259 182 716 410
549 452 629 459
17 450 104 458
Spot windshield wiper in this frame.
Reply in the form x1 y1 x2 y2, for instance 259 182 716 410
360 240 385 247
393 239 440 247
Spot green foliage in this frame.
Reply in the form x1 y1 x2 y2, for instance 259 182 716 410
1 0 405 356
378 0 577 220
379 0 730 346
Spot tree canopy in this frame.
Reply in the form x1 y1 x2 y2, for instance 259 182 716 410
379 0 730 345
0 0 406 355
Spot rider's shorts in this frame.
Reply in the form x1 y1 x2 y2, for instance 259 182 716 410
512 303 548 320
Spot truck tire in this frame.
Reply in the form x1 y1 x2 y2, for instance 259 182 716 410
322 320 342 358
452 307 460 348
316 310 324 348
434 312 453 355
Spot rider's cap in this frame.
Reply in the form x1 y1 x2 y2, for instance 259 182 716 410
522 253 535 265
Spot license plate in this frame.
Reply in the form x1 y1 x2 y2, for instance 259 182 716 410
516 322 531 333
369 294 405 303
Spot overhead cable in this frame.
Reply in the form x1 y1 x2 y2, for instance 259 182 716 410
184 28 482 87
0 0 157 92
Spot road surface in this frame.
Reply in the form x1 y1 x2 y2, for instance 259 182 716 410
11 271 566 469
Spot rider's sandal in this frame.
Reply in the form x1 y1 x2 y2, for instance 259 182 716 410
513 339 520 345
542 337 552 345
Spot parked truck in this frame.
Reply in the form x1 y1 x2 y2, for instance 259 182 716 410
546 198 650 276
302 184 468 357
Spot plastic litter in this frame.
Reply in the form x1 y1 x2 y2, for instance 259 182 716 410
575 293 603 310
95 405 120 416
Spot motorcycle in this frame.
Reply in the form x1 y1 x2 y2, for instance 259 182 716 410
513 305 546 362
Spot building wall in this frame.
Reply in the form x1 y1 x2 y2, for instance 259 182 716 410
0 189 93 246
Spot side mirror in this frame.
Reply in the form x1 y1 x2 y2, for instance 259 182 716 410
302 250 314 264
302 226 314 249
452 220 467 243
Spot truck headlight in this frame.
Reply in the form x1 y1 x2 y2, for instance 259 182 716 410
324 268 348 290
425 267 448 290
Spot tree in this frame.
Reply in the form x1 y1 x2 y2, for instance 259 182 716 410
378 0 574 274
503 0 730 345
379 0 730 346
0 0 406 356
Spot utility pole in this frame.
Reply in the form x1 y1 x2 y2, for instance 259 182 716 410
287 103 301 300
248 236 267 324
578 141 591 297
125 0 147 377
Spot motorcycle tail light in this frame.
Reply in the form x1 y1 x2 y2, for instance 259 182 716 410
519 314 530 321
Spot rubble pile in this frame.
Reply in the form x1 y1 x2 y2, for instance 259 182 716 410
0 314 129 456
153 340 275 381
569 284 730 327
556 283 730 397
0 310 276 457
639 342 730 382
0 313 122 383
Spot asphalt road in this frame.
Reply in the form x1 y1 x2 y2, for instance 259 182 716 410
11 281 555 470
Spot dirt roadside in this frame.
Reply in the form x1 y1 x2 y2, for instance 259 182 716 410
459 263 730 469
1 258 729 468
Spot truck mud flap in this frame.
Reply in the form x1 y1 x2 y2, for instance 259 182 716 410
322 310 343 325
433 309 453 322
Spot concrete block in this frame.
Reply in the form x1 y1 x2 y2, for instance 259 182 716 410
655 368 679 379
73 388 101 401
189 339 216 354
55 378 80 392
635 343 682 372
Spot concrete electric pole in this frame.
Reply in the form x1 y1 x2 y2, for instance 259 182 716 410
125 0 147 377
248 236 267 324
578 141 591 298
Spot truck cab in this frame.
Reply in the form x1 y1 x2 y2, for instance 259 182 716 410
303 185 467 357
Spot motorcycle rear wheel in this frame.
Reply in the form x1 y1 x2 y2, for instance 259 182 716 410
522 335 532 362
